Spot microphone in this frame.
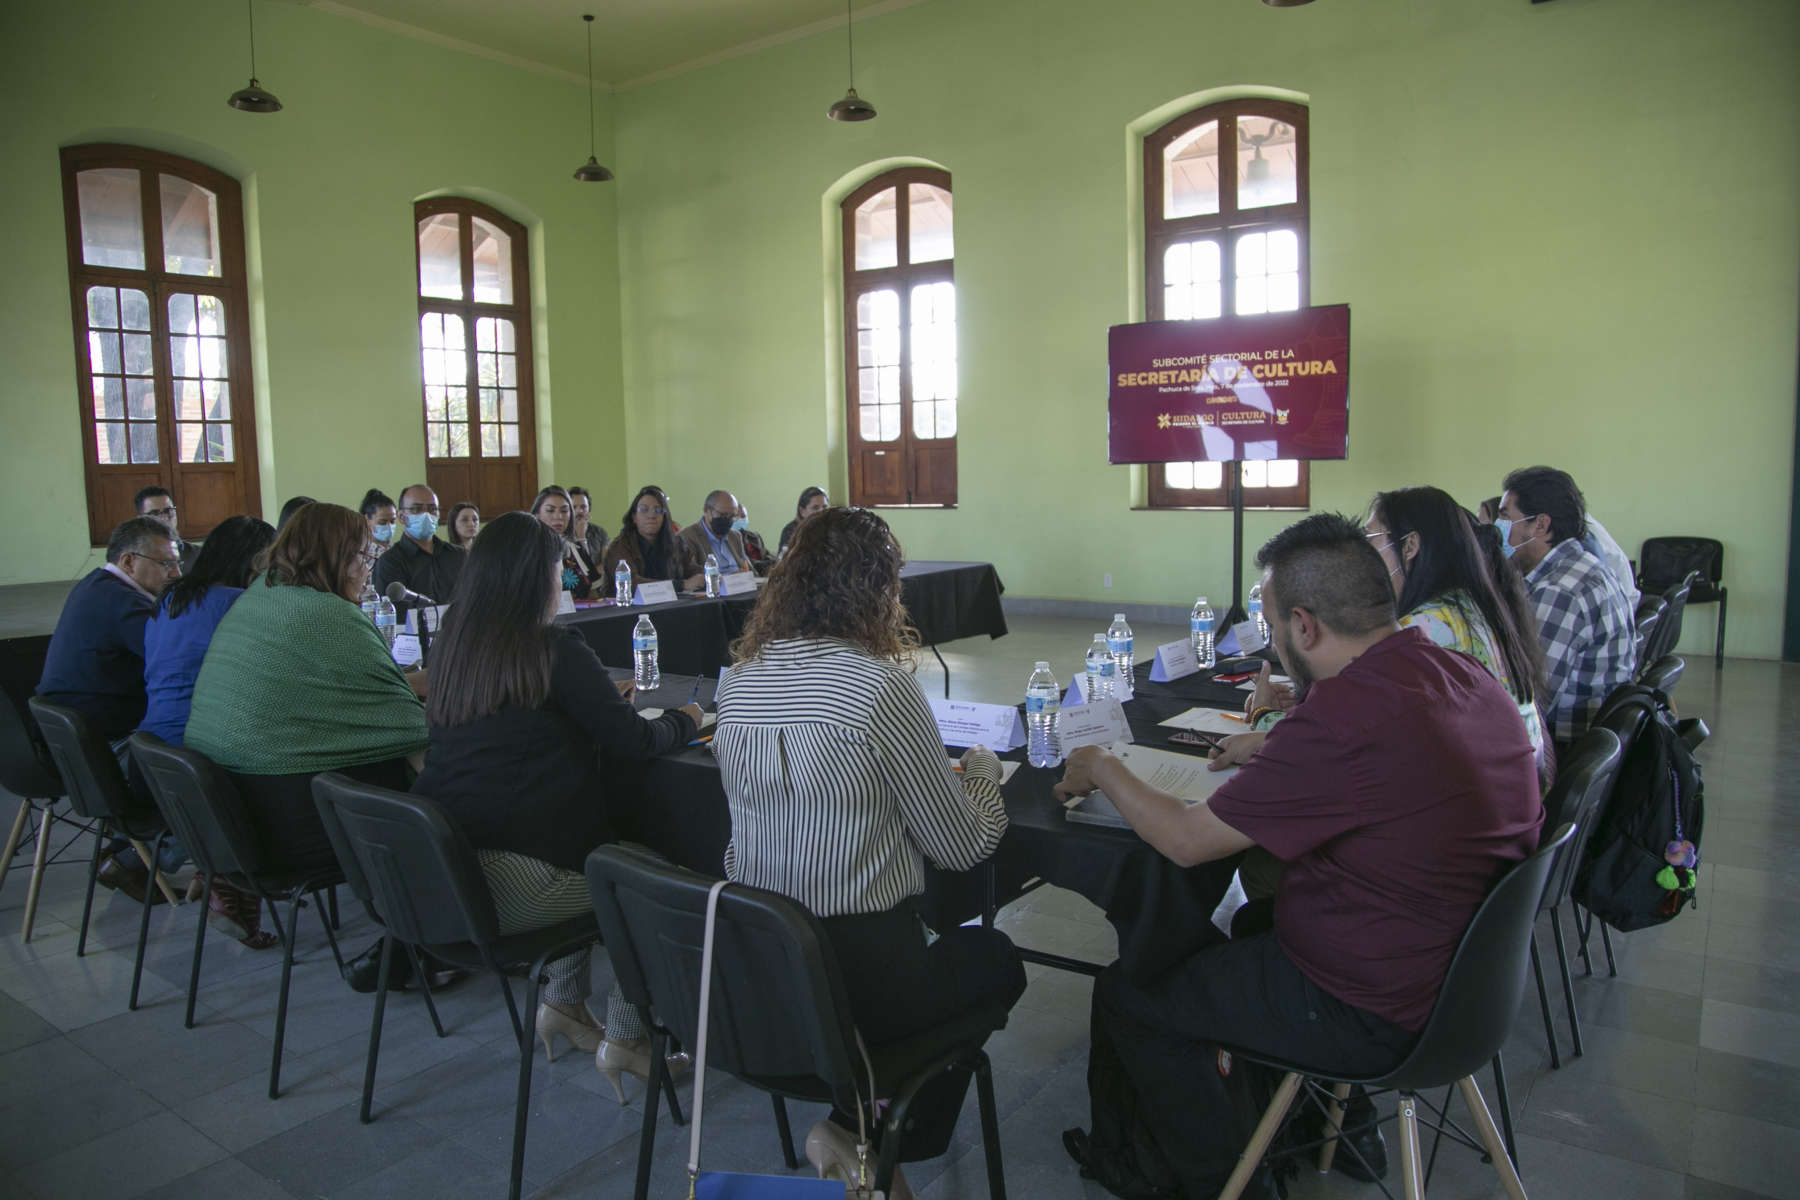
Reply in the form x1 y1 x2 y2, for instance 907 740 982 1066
386 582 435 609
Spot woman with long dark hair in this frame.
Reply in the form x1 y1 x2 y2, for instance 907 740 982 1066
600 485 703 591
716 507 1024 1193
359 488 398 552
412 513 701 1088
445 501 480 549
778 485 828 557
530 485 603 599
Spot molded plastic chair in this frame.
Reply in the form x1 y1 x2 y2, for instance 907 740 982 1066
585 842 1010 1200
312 772 603 1200
27 699 179 971
1632 596 1665 666
1215 824 1576 1200
1639 654 1685 696
1639 537 1725 666
129 733 345 1093
0 683 68 941
1528 729 1625 1069
1640 575 1696 670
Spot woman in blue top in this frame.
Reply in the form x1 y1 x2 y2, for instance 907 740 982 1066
140 514 276 944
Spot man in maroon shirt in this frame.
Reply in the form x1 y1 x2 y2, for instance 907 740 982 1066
1055 513 1542 1198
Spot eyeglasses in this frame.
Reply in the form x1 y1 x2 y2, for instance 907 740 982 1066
135 554 180 571
144 505 176 517
634 506 666 517
402 504 439 516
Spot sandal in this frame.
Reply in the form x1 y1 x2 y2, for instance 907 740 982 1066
207 882 278 949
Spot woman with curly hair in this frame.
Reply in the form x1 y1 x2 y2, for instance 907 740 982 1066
714 506 1024 1194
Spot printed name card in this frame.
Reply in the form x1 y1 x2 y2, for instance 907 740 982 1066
1216 619 1268 658
555 590 577 615
718 571 757 597
1056 700 1135 752
391 634 422 668
1063 671 1135 708
1148 638 1200 682
928 699 1025 750
633 580 679 605
404 604 449 635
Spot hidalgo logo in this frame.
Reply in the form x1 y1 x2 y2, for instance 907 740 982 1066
1157 413 1171 429
1275 408 1290 426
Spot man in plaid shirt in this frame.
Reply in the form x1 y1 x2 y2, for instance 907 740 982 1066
1498 466 1637 747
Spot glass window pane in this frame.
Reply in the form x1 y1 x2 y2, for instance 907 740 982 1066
128 422 159 463
480 425 499 457
121 288 151 332
421 312 444 351
208 423 233 462
89 331 121 375
96 422 126 464
1164 462 1193 490
168 293 198 338
854 188 898 270
127 378 155 419
123 333 153 375
427 424 449 457
199 336 225 379
879 405 900 442
476 318 495 353
178 422 205 463
1267 229 1299 274
159 175 221 276
1164 239 1221 320
78 168 145 269
92 377 124 420
470 217 513 304
500 390 517 422
1236 275 1268 316
1237 115 1299 210
908 183 953 264
1268 274 1300 313
177 379 203 420
912 403 933 440
423 386 445 422
87 287 118 330
1242 460 1268 488
446 388 468 423
441 314 465 351
1164 120 1220 219
1196 462 1224 490
499 356 517 388
478 388 497 422
203 379 229 419
501 425 520 457
934 400 957 438
447 422 470 458
417 213 463 300
1267 459 1299 487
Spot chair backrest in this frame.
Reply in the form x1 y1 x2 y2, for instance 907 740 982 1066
127 733 267 879
1639 537 1722 593
1644 579 1692 664
1536 728 1624 909
0 684 61 801
27 697 133 824
585 843 868 1116
1634 594 1666 634
311 772 500 949
1379 823 1575 1090
1639 653 1684 694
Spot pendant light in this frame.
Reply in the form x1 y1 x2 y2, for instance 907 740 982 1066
573 14 615 182
826 0 876 122
226 0 282 113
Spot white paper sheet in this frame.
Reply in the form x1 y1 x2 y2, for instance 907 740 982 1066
1158 706 1253 736
1064 744 1239 828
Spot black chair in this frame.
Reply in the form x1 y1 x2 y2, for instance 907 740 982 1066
27 699 179 972
585 842 1009 1200
1215 824 1575 1200
1568 688 1666 981
0 682 69 942
1641 575 1696 670
1640 654 1685 695
311 772 604 1200
128 733 346 1093
1528 728 1624 1069
1632 595 1665 666
1639 537 1725 667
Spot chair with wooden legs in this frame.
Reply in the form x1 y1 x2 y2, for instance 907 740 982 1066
27 699 180 966
0 685 70 941
1216 824 1576 1200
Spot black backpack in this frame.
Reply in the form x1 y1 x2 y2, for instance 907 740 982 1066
1573 685 1705 932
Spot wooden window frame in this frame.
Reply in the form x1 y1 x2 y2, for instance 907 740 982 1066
1143 100 1311 511
60 144 263 546
841 167 957 508
413 197 538 518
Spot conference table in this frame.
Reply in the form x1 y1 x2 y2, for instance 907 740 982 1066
553 560 1008 685
611 655 1263 987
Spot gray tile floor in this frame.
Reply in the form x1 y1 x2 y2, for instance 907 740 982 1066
0 597 1790 1199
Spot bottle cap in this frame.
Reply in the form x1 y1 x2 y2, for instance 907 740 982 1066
1197 596 1208 604
1034 661 1050 670
1114 613 1126 620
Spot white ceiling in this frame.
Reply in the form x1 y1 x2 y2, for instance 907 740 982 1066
304 0 931 90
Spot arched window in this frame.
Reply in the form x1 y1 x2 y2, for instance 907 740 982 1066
60 144 261 544
1144 100 1310 509
841 167 956 507
414 198 537 515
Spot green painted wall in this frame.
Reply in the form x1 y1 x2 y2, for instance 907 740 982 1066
0 0 624 586
613 0 1800 659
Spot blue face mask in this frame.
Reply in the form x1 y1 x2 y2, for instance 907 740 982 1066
405 512 438 541
730 517 749 532
1495 516 1538 560
371 522 394 543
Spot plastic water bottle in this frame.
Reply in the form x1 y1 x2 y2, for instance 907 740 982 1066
374 593 398 648
359 580 380 626
1085 634 1117 703
632 615 660 690
1248 582 1268 644
1107 613 1135 684
703 554 721 598
1190 596 1216 668
1025 662 1062 768
614 560 632 605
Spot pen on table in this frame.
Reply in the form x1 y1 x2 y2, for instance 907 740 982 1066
686 678 702 707
1221 711 1246 722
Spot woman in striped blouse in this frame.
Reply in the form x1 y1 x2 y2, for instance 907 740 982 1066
714 507 1025 1193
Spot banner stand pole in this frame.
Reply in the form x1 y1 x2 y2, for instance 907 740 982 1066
1225 467 1248 627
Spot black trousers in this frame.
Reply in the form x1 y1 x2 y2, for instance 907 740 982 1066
231 757 413 876
1092 932 1417 1197
820 903 1026 1158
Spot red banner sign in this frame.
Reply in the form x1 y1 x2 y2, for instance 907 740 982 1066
1107 305 1350 464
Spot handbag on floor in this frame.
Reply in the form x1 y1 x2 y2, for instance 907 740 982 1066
686 879 883 1199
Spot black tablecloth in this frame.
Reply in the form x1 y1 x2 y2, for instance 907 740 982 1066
556 561 1007 677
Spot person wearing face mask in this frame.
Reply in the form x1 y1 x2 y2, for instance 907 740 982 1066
359 488 398 557
1497 466 1636 751
372 483 467 615
732 501 774 575
1053 514 1542 1200
676 489 754 581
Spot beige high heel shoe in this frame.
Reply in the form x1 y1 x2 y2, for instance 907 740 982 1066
803 1119 914 1199
594 1037 693 1105
535 1002 604 1062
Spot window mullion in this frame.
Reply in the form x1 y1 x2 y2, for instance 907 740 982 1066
151 280 180 478
898 277 914 500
